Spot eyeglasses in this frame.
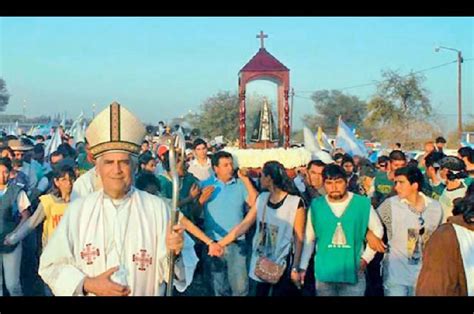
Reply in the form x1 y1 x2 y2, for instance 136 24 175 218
379 163 387 168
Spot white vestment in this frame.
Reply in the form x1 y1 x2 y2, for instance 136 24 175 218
39 188 198 296
70 167 101 201
452 224 474 296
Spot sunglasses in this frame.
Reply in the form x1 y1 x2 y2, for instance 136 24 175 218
418 215 425 236
379 163 387 168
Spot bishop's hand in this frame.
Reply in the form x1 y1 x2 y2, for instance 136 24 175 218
83 266 131 296
166 223 185 256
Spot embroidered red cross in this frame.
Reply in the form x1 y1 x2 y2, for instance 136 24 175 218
133 249 152 271
80 243 100 265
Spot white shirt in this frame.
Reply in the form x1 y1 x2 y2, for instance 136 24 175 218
39 188 198 296
378 193 443 287
452 224 474 296
300 192 383 270
187 158 212 182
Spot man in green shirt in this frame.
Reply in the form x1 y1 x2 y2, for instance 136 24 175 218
300 164 384 296
372 150 407 208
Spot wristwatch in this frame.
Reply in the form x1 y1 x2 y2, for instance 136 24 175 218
291 267 300 273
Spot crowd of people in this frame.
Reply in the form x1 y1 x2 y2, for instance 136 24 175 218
0 103 473 296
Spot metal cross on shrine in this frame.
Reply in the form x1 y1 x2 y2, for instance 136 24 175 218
133 249 153 271
80 244 100 265
257 31 268 49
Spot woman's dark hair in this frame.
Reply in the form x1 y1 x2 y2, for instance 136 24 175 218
135 172 161 196
394 166 424 191
0 157 12 172
51 165 76 198
262 161 300 196
322 164 347 182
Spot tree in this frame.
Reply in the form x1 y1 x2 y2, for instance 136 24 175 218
463 116 474 132
365 69 433 146
366 70 431 126
0 78 10 112
302 89 367 135
193 91 240 142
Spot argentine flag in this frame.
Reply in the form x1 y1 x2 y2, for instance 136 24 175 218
336 118 368 157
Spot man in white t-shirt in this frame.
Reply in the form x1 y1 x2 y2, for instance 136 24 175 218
377 166 443 296
187 138 213 182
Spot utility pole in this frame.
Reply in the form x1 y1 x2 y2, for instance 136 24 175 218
435 46 463 144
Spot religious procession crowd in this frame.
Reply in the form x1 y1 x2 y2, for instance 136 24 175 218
0 102 473 297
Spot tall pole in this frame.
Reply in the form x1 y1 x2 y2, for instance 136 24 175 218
435 46 463 145
457 50 463 143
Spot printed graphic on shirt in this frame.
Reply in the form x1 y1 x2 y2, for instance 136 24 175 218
329 222 351 248
51 214 63 229
257 221 279 259
407 228 434 265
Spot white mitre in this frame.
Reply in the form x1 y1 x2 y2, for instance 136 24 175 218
86 101 146 158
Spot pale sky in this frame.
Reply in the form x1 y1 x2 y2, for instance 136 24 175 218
1 17 473 132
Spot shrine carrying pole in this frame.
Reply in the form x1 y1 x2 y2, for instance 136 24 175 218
166 132 185 296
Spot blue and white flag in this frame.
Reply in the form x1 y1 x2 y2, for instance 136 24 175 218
336 118 368 157
44 126 62 158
